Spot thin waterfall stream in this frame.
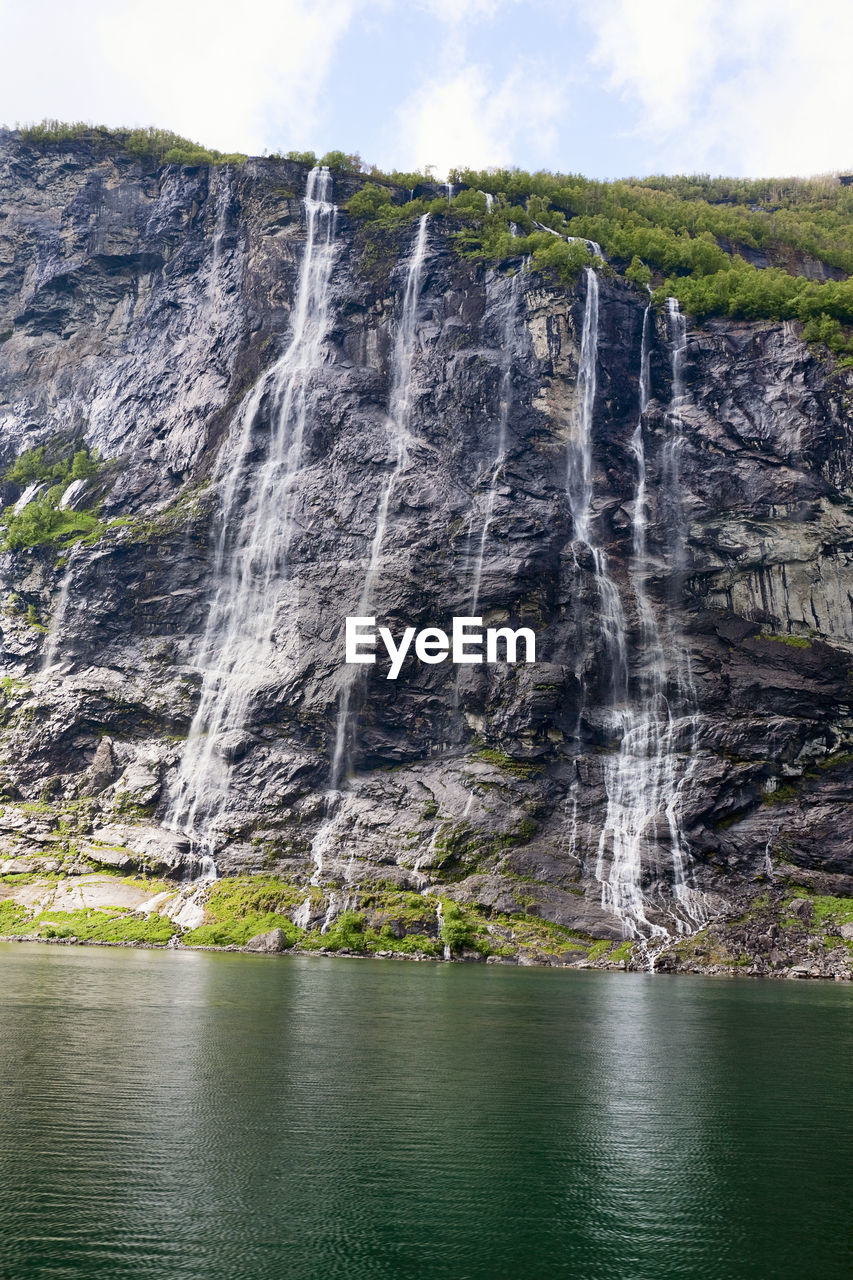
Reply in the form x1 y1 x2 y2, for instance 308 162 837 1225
593 295 707 948
468 266 526 615
167 167 338 870
330 213 430 790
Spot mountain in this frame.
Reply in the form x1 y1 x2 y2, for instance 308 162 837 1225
0 129 851 976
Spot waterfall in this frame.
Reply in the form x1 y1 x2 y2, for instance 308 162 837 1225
444 182 454 203
662 298 705 923
533 222 603 259
330 214 430 788
206 168 233 316
167 167 338 863
567 268 628 699
467 267 525 615
594 298 706 940
41 548 80 672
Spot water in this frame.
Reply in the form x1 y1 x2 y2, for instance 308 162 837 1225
593 298 705 942
467 267 525 615
0 944 849 1280
330 214 430 788
167 168 338 858
40 548 80 672
532 221 603 258
567 267 628 703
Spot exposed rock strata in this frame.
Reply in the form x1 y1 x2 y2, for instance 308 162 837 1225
0 135 852 973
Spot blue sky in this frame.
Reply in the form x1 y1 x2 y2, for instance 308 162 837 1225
1 0 851 179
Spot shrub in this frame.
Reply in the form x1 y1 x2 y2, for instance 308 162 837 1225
438 899 477 952
626 255 652 288
283 150 318 166
319 150 363 175
1 444 101 550
347 183 393 218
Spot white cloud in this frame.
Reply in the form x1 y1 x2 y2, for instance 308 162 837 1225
389 57 568 176
417 0 506 22
0 0 364 154
579 0 853 175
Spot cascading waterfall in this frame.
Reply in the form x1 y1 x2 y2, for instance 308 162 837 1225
330 213 430 789
567 268 629 697
594 298 706 944
467 267 525 615
662 297 705 923
41 547 81 672
206 168 231 311
167 167 338 865
533 221 603 259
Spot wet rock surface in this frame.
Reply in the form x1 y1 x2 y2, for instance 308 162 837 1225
0 134 852 974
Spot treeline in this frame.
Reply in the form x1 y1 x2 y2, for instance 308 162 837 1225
19 121 249 166
451 165 853 277
346 168 853 360
13 125 853 359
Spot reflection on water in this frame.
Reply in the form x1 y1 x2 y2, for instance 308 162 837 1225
0 944 850 1279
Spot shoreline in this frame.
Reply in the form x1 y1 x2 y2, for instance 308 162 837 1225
2 930 850 982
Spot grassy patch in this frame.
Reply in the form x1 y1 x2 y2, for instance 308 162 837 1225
301 910 368 953
182 874 316 947
1 444 103 551
757 632 812 648
21 121 247 166
587 939 613 963
471 748 542 780
0 902 176 943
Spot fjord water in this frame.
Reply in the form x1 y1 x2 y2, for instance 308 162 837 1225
1 945 850 1280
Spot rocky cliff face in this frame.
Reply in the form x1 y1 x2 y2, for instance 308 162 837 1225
1 135 852 972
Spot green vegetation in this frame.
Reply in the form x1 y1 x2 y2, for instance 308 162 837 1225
757 632 812 648
1 444 102 551
22 124 853 348
0 899 29 932
783 889 853 930
0 898 176 943
182 874 312 947
20 121 247 166
587 939 613 963
609 940 635 965
282 150 318 167
438 898 480 953
344 163 853 353
472 748 542 780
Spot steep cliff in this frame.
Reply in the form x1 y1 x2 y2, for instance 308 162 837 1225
1 134 852 975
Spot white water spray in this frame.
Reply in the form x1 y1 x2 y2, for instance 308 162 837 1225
594 299 707 942
567 268 629 697
467 267 525 614
167 167 338 868
330 214 431 788
41 548 81 672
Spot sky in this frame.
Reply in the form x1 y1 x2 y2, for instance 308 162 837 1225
1 0 851 180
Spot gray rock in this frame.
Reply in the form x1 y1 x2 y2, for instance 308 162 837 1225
244 928 288 953
0 133 850 958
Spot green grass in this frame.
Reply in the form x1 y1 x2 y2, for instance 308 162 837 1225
471 748 542 780
347 163 853 346
757 632 812 648
20 121 247 166
181 874 317 947
609 940 635 965
1 444 102 551
587 939 613 963
0 901 176 943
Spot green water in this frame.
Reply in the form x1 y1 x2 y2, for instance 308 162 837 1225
0 944 850 1279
